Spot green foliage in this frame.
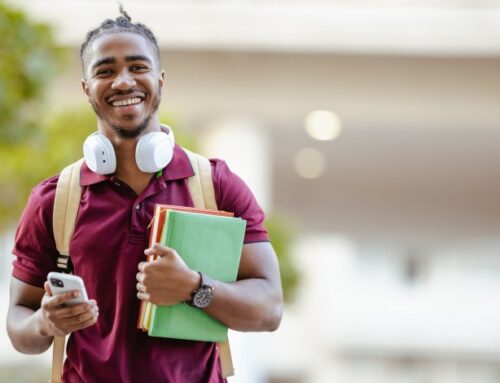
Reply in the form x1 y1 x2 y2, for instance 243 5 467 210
0 106 193 228
0 107 95 227
0 2 64 227
159 113 198 152
0 2 63 143
0 102 302 301
0 2 300 301
265 213 300 303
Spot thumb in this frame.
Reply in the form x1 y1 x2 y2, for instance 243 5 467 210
44 281 53 296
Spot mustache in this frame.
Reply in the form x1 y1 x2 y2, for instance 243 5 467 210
111 89 137 96
106 89 145 102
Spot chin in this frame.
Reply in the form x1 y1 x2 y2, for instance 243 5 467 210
112 116 151 139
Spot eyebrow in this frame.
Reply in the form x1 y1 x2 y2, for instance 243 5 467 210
91 55 153 71
125 55 153 64
91 57 115 71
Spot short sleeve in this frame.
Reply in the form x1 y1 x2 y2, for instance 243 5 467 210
211 159 269 243
11 176 60 287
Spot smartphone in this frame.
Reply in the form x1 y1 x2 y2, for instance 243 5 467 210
47 272 89 306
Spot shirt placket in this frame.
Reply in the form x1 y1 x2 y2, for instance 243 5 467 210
129 176 168 245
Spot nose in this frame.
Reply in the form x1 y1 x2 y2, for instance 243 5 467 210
112 70 136 90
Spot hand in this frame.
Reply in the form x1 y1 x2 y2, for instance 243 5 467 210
136 244 200 306
39 281 99 337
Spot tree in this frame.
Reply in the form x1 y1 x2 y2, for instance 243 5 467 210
0 2 63 227
265 214 299 303
0 2 299 301
0 2 62 142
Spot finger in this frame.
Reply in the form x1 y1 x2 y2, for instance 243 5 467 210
44 290 81 309
145 244 173 256
57 303 96 319
137 291 150 301
66 311 99 332
153 243 175 253
136 271 144 283
138 262 148 272
73 315 99 332
62 306 98 329
44 281 53 296
47 304 95 326
64 307 98 326
136 282 146 293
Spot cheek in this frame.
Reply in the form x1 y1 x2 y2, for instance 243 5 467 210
155 80 163 96
88 84 104 101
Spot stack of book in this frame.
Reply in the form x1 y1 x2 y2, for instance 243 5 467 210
137 204 246 342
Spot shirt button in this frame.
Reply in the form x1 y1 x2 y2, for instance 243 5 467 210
135 204 141 210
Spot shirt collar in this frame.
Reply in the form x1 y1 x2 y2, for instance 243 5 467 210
162 144 195 181
80 161 107 186
80 144 194 186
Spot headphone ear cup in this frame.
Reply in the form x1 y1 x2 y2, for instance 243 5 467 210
83 132 117 174
164 125 175 148
135 132 174 173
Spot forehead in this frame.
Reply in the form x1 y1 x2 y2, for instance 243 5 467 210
85 31 158 68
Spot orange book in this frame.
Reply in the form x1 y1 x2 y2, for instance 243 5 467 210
137 204 233 330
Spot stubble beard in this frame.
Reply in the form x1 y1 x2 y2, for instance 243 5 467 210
90 92 162 139
112 117 151 139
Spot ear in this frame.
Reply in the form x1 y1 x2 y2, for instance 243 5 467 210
159 70 165 89
81 78 90 97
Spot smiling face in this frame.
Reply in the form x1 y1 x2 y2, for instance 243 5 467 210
81 32 164 139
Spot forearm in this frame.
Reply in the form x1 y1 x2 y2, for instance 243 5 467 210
7 305 53 354
205 277 283 332
139 242 284 332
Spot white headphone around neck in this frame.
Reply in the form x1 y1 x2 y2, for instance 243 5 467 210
83 127 175 175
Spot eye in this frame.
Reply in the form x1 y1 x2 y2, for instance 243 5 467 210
95 69 113 77
130 64 148 72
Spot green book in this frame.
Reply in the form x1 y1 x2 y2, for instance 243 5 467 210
148 210 246 342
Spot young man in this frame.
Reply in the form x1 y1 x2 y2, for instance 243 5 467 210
7 10 283 382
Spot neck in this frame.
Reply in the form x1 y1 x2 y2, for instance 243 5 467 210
97 118 162 195
113 141 154 195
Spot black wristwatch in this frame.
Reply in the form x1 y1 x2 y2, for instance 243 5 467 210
187 272 214 309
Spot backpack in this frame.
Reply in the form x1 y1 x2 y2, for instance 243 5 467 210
50 149 234 383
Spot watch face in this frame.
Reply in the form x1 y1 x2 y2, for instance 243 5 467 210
193 287 214 308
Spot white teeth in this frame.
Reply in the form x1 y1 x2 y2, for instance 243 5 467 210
111 97 142 107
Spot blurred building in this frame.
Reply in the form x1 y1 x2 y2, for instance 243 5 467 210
3 1 500 382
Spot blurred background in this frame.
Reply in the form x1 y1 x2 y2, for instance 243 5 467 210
2 0 500 382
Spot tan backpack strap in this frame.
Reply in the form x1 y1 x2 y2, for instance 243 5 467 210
184 148 234 377
50 336 66 383
217 340 234 378
184 148 217 211
53 158 84 266
50 159 84 383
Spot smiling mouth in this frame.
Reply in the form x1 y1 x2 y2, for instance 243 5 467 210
110 97 143 107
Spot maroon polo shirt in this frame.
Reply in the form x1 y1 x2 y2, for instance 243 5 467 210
12 144 269 383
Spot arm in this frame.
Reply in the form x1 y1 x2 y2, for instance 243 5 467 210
137 241 283 332
7 277 99 354
206 241 283 331
7 278 51 354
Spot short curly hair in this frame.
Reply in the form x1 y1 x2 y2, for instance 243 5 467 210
80 5 160 73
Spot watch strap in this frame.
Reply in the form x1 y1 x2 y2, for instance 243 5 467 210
187 272 214 307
